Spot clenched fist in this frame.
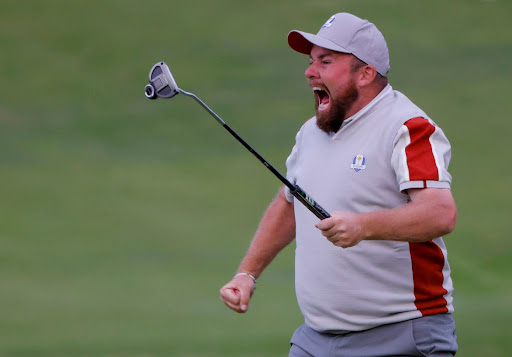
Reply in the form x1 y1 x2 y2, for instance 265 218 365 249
219 274 256 313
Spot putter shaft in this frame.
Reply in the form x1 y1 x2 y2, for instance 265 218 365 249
179 89 331 220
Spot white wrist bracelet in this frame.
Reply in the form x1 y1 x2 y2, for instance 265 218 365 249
234 272 257 284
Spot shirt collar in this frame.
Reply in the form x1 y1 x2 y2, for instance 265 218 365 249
331 84 393 138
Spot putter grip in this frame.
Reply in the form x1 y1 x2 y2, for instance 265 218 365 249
290 185 331 220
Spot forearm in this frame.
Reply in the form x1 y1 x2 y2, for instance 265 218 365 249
361 188 457 242
237 187 296 279
317 188 457 248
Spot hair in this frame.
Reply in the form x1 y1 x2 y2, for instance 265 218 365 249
350 57 388 86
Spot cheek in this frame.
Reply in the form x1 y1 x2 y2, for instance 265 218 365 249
324 69 352 89
331 75 355 96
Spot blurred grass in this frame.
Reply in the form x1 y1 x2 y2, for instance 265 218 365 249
1 0 511 355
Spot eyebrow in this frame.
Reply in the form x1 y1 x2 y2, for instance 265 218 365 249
309 53 333 63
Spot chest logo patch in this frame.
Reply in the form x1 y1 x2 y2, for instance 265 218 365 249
351 154 367 172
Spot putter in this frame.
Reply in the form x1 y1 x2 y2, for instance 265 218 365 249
144 61 330 220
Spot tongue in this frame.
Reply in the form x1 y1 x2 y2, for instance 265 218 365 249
320 93 330 105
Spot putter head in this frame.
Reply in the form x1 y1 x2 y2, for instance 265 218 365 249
144 61 179 100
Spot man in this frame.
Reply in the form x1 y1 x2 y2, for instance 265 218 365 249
220 12 458 357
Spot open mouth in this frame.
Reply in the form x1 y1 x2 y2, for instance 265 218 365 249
313 87 330 111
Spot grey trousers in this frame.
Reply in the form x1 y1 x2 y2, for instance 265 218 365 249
289 314 457 357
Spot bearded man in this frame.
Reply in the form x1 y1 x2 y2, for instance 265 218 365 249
220 12 458 357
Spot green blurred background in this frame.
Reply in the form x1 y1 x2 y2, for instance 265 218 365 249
1 0 510 356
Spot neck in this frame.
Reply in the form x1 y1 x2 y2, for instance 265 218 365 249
345 82 387 119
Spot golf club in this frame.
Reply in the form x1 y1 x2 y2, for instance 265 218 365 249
144 61 330 220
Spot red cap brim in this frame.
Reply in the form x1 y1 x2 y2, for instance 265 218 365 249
288 31 314 55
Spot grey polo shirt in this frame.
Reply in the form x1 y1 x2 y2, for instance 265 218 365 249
285 85 454 333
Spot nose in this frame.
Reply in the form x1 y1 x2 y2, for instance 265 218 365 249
305 62 318 79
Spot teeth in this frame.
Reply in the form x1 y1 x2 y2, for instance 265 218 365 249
313 87 329 111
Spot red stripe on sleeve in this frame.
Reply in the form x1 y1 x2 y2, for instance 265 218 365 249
409 241 448 316
404 117 439 181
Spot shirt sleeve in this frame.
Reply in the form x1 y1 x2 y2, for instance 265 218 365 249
391 117 452 192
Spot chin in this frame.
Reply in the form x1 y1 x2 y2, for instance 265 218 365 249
315 85 359 133
316 108 344 133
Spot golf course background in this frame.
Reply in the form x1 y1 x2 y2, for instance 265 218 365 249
1 0 510 355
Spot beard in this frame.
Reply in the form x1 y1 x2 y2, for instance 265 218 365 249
315 81 359 133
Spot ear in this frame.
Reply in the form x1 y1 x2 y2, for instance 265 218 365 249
355 65 378 88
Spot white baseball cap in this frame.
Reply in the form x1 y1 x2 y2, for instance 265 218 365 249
288 13 390 76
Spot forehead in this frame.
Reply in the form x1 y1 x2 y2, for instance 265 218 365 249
310 45 352 60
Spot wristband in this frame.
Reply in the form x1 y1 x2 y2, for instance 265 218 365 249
234 272 257 284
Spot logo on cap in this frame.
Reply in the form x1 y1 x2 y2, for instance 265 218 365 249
321 15 336 28
350 154 367 172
